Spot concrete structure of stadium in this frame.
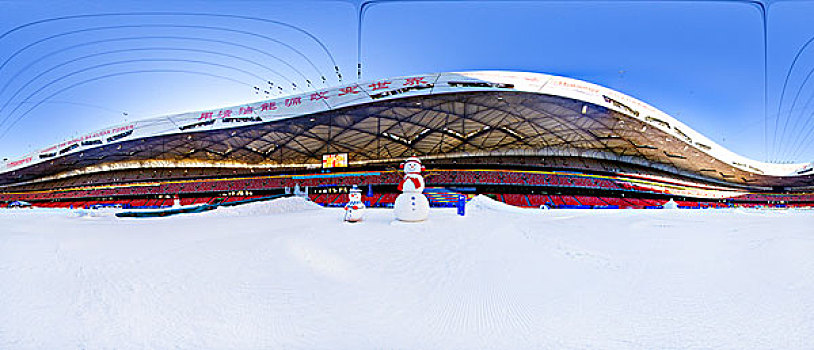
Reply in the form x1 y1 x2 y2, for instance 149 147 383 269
1 71 812 190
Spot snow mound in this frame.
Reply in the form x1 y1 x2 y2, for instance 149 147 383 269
210 196 322 217
68 208 119 218
466 194 529 213
662 198 679 209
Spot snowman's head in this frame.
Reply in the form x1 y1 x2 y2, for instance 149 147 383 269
349 186 362 201
400 156 424 174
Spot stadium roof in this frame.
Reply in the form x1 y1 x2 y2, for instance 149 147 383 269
1 71 812 189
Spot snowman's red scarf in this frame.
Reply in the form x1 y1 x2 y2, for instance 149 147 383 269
397 176 422 192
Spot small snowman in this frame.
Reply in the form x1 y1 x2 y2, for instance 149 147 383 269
394 156 430 222
343 185 366 222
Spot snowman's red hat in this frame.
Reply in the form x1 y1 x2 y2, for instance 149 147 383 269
399 156 425 171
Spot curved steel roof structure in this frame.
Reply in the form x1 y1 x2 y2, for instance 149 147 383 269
1 71 812 189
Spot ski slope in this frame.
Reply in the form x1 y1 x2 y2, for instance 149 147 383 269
1 197 813 349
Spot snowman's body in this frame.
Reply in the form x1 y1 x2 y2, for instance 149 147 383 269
344 187 365 222
394 191 430 221
394 157 429 222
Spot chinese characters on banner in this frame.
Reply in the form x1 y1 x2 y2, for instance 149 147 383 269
195 77 427 121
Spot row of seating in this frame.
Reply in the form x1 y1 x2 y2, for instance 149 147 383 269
730 193 814 202
308 193 400 208
0 172 407 202
32 197 219 209
17 154 672 192
425 171 624 190
3 169 814 206
489 194 731 209
25 192 803 210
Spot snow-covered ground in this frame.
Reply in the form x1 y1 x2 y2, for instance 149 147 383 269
1 196 813 349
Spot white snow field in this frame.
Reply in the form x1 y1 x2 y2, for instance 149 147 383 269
1 196 813 349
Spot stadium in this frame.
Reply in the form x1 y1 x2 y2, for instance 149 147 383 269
1 70 813 209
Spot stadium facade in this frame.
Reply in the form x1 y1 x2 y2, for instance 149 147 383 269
2 71 813 209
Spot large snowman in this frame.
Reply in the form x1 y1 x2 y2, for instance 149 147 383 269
343 185 365 222
394 156 430 222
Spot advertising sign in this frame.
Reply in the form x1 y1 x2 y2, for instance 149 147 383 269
322 153 348 168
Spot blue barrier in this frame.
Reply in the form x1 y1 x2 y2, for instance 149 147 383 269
557 205 592 209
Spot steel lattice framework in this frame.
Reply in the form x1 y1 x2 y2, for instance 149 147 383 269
1 71 812 189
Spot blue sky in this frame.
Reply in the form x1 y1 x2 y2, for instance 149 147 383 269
0 0 812 164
